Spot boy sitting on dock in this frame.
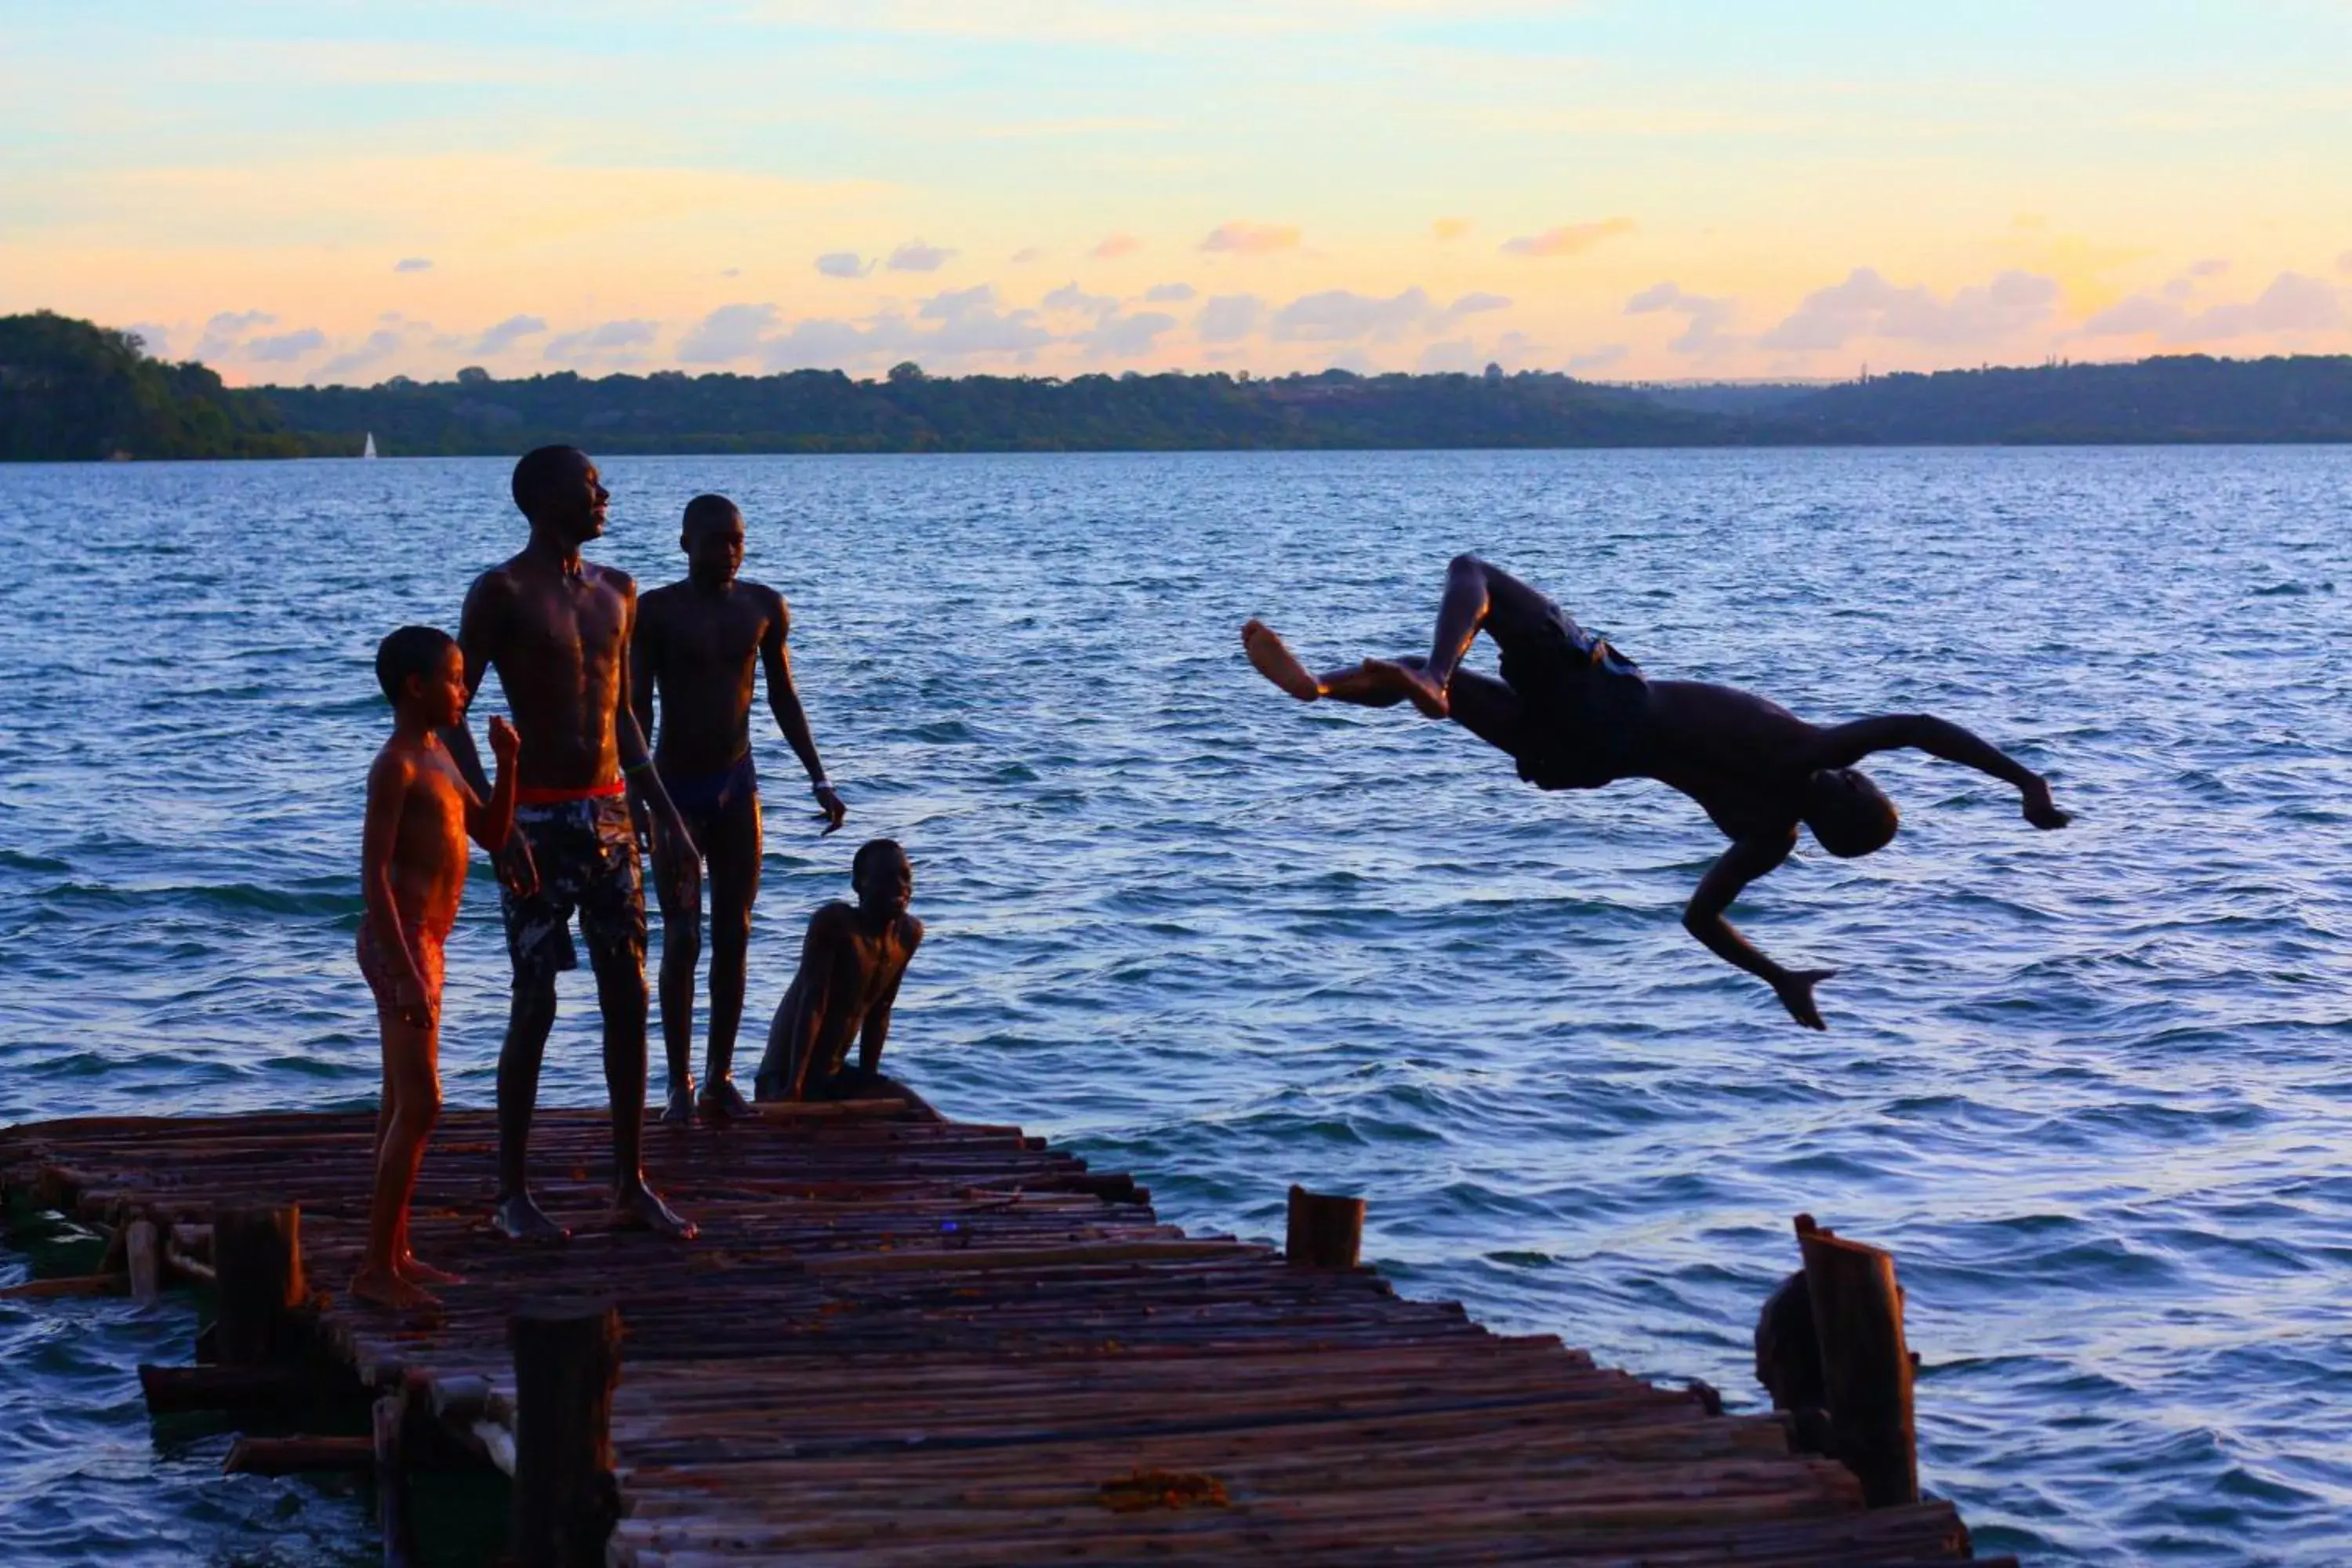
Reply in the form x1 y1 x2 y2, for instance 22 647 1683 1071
753 840 922 1102
354 626 518 1309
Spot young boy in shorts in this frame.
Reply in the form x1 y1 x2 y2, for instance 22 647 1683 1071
354 626 519 1308
753 840 922 1103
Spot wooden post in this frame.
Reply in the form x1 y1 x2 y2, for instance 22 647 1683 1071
125 1217 162 1304
214 1204 306 1365
509 1300 621 1568
1285 1185 1365 1269
374 1388 416 1568
1794 1214 1918 1508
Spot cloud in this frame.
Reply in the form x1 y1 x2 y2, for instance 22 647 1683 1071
1568 345 1628 372
1269 287 1438 343
816 251 873 278
1145 281 1196 303
1626 281 1737 355
1758 267 2059 351
1010 247 1044 264
1417 338 1479 372
1445 291 1511 318
1200 220 1300 256
1092 233 1142 260
1195 294 1263 343
247 327 328 362
911 285 1054 354
1501 218 1634 258
126 322 172 358
318 329 404 376
474 314 547 354
1041 281 1119 317
194 309 276 359
393 257 433 273
1432 217 1473 241
1078 310 1178 358
2338 249 2352 275
678 303 782 363
886 239 955 272
545 319 659 363
2083 270 2345 342
2190 258 2231 278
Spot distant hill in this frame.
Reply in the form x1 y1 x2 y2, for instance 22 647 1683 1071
5 310 2350 459
0 311 318 461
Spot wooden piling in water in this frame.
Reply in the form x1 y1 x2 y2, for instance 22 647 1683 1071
1285 1184 1364 1269
1794 1213 1919 1508
510 1300 620 1568
214 1203 305 1366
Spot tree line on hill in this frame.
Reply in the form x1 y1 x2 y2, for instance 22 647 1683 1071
5 309 2350 461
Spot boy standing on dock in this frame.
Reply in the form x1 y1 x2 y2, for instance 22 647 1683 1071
754 840 921 1102
354 626 518 1309
631 493 847 1123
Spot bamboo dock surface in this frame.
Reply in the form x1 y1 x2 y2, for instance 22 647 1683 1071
0 1096 1995 1565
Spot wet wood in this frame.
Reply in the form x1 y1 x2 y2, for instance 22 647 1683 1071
125 1217 162 1303
1285 1184 1365 1269
214 1203 306 1365
222 1434 375 1475
1795 1214 1919 1508
373 1388 415 1568
138 1361 367 1414
0 1272 122 1300
510 1300 620 1568
1 1105 1985 1564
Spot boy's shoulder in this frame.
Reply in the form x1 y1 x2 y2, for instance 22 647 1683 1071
897 913 924 948
808 899 859 931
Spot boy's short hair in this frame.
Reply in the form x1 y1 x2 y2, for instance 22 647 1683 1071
510 445 586 517
852 838 906 880
1802 768 1900 858
684 493 741 532
376 625 456 703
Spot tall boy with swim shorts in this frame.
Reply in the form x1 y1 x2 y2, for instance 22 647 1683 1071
354 626 518 1310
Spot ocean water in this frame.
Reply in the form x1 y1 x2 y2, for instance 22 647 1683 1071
1 448 2347 1565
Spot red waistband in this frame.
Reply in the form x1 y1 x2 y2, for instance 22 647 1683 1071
515 779 629 806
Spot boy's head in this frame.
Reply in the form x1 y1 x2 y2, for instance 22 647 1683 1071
510 445 608 543
1802 768 1900 859
376 626 466 726
681 494 746 586
851 838 913 917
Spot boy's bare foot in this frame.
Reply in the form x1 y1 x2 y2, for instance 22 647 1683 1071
660 1078 696 1127
396 1254 466 1287
491 1191 571 1243
616 1178 698 1240
1363 658 1451 718
351 1265 441 1311
1242 620 1323 702
699 1075 753 1123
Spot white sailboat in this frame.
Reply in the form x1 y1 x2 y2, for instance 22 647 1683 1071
361 432 378 459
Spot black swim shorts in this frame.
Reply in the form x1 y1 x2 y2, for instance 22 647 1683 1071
1495 594 1649 792
499 794 647 988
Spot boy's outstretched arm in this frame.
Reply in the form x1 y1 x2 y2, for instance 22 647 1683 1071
464 715 520 855
1802 714 2069 828
361 755 432 1029
760 593 844 833
1682 828 1836 1030
779 914 848 1101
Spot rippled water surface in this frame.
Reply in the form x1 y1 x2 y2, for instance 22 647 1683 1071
2 449 2348 1564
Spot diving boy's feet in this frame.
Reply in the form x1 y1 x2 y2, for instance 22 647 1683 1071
698 1074 753 1122
351 1265 441 1311
396 1254 466 1287
660 1077 697 1127
616 1178 698 1240
491 1190 571 1243
1362 657 1451 719
1242 620 1323 702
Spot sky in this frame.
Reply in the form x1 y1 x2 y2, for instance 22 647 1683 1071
5 0 2350 386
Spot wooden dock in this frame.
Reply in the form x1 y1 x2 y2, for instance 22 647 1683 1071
1 1095 2001 1565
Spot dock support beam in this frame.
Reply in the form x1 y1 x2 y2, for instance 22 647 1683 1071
1286 1185 1365 1269
510 1299 621 1568
1794 1214 1918 1508
214 1203 306 1366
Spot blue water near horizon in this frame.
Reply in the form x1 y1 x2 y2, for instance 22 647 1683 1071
1 448 2347 1564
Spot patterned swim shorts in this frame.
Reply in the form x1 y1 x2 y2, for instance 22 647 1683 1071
357 916 445 1018
498 794 647 989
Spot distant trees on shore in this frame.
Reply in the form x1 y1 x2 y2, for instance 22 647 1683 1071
5 310 2349 461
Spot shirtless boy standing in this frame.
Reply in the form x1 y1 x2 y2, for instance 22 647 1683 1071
753 840 922 1102
632 494 846 1123
354 626 517 1308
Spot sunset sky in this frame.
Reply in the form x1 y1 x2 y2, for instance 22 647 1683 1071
6 1 2350 385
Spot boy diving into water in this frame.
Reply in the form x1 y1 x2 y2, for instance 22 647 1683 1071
354 626 517 1309
631 493 846 1123
1245 555 2070 1029
754 840 923 1102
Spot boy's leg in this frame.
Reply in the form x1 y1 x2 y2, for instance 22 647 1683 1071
587 939 695 1236
699 789 762 1117
493 978 564 1240
355 1012 445 1309
1244 621 1436 708
1373 555 1563 718
654 829 706 1123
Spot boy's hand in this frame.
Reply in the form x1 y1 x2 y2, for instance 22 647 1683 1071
653 808 700 910
497 837 539 899
487 714 521 765
1769 968 1837 1031
392 978 434 1030
2021 776 2070 830
813 782 847 836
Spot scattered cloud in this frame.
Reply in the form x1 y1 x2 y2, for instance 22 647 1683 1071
247 327 328 362
720 267 741 278
1501 218 1634 258
393 257 433 273
1195 294 1264 343
1144 281 1196 303
194 309 276 359
1432 217 1473 241
318 329 405 377
678 303 780 363
816 251 873 278
474 314 547 354
2082 270 2345 342
886 239 955 272
1626 281 1737 356
2338 249 2352 275
126 322 172 358
1568 345 1629 372
1092 233 1142 260
545 319 659 363
1758 268 2058 351
1041 281 1119 317
2190 257 2231 278
1200 220 1300 256
1078 310 1178 358
1269 287 1437 343
1417 338 1479 372
1010 247 1044 264
1445 291 1511 318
